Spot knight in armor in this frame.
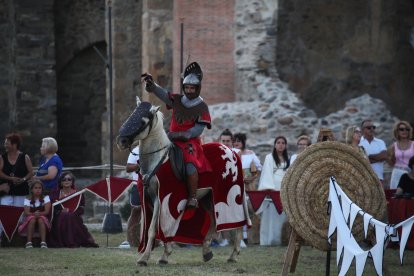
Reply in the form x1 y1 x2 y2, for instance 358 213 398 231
141 62 212 209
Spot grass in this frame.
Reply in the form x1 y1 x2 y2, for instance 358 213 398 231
1 231 414 275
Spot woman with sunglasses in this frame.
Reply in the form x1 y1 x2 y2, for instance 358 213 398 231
48 171 98 248
388 121 414 189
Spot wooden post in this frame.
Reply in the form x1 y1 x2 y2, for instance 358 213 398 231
281 230 303 276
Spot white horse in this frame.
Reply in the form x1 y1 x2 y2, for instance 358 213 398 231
116 98 249 266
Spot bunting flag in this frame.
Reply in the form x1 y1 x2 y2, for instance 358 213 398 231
247 190 283 214
0 177 133 243
52 193 83 213
0 205 24 241
84 176 132 204
394 215 414 264
328 177 414 276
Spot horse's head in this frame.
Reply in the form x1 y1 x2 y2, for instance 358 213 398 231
116 98 160 151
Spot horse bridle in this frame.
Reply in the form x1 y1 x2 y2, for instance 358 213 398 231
127 111 171 156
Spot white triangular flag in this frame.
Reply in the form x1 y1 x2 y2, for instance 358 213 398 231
349 204 360 231
338 248 354 276
369 224 386 276
398 218 414 264
355 251 369 276
363 213 373 238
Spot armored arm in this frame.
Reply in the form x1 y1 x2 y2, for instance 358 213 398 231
141 73 172 106
168 123 205 142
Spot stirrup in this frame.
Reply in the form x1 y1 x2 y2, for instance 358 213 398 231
187 198 199 209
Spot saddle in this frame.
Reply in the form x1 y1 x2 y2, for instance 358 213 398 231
168 143 187 183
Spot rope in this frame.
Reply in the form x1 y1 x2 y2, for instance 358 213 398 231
32 164 126 171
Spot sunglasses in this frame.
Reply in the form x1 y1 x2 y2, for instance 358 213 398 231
62 178 73 181
398 128 410 132
364 126 376 130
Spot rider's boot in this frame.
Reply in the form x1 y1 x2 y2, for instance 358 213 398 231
186 172 199 209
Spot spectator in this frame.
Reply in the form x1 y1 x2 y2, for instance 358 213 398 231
257 136 290 246
0 132 34 206
32 137 63 194
388 121 414 189
395 156 414 196
233 133 262 191
345 126 366 156
359 120 387 185
218 129 239 153
233 133 262 247
18 179 51 248
290 135 311 164
120 146 141 249
48 172 98 248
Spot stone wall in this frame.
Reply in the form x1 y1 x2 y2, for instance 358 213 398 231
205 0 400 168
276 0 414 125
0 0 142 172
141 0 173 111
105 0 143 167
0 0 57 161
1 0 412 180
0 0 14 139
55 0 106 171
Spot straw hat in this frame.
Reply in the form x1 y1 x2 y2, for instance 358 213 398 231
281 141 387 251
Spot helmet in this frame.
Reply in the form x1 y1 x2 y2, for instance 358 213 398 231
182 62 203 98
183 73 201 87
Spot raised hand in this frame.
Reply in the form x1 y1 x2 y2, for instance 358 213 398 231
140 73 155 92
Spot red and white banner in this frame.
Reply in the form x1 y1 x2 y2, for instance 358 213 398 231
0 205 24 241
0 176 133 242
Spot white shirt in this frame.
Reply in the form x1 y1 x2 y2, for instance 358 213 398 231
258 154 286 191
359 137 387 180
127 147 140 181
24 195 51 207
240 152 262 171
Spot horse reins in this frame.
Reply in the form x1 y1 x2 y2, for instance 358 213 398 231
142 144 171 189
128 143 170 156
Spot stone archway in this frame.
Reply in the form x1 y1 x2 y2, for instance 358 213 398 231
57 42 107 171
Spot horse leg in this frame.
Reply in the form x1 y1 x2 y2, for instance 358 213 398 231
157 242 173 265
228 227 242 263
137 198 159 266
200 195 214 262
202 237 214 262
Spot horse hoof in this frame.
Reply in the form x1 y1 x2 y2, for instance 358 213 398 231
158 259 168 265
137 260 148 266
227 258 237 263
203 251 213 262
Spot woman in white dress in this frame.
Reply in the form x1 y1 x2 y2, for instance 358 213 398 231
233 133 262 246
233 133 262 191
257 136 290 246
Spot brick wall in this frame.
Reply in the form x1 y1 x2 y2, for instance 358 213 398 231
173 0 235 104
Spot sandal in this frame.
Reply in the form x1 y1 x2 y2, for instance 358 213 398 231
40 242 48 248
25 242 33 249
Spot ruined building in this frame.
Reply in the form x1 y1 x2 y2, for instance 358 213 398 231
1 0 413 171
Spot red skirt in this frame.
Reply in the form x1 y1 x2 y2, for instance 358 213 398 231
18 215 51 236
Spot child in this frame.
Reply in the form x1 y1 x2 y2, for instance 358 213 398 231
18 179 51 248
